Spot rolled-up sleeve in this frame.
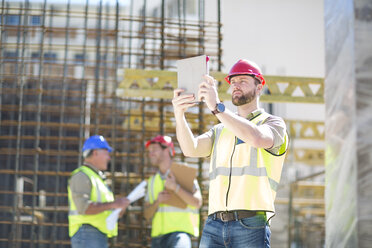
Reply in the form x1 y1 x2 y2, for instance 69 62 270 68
264 115 287 153
70 172 92 214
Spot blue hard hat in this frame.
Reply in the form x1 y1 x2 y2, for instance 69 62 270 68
82 135 113 152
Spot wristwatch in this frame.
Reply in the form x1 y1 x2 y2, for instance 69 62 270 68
212 102 225 115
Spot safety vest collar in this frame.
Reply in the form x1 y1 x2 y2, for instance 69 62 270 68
82 163 106 180
243 108 264 121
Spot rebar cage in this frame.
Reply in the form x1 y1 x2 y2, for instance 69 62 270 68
0 0 221 247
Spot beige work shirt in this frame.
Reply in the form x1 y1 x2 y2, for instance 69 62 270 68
69 164 105 214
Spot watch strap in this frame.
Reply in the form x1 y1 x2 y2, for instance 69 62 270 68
212 102 224 115
211 109 219 115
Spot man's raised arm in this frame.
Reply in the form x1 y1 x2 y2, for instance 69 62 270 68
172 89 212 157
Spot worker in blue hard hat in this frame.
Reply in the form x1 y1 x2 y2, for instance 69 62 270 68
68 135 130 248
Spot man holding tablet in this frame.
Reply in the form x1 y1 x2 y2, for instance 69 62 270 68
172 58 288 247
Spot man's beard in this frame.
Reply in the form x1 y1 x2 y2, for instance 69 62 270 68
232 89 256 106
149 156 160 167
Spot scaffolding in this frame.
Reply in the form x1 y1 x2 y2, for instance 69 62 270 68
0 0 221 247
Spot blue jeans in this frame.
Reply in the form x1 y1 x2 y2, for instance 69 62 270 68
199 214 271 248
151 232 192 248
71 224 108 248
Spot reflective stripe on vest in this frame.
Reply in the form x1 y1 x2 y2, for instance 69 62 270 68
68 166 116 238
147 173 199 237
208 112 288 220
158 205 200 214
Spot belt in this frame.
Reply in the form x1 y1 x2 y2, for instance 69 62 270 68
211 210 258 222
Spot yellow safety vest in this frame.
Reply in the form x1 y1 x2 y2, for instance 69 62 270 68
208 111 288 220
147 173 199 237
68 166 117 237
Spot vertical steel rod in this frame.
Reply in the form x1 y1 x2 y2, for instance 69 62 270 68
128 0 134 68
52 1 71 246
217 0 221 71
141 0 147 69
93 0 103 134
110 1 121 245
0 0 5 126
198 0 205 55
0 0 7 238
160 0 165 69
30 0 47 247
140 98 146 247
177 0 182 57
182 0 186 58
43 6 54 230
159 99 164 135
102 2 110 98
78 0 90 166
12 2 29 247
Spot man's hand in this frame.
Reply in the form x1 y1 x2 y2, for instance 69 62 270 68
164 172 177 191
113 197 130 209
157 190 171 203
85 197 130 215
114 197 130 217
172 89 197 118
198 75 220 111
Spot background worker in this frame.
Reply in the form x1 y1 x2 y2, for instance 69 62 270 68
144 135 202 248
68 135 130 248
172 59 288 247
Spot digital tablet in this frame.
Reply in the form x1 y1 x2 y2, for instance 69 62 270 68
176 55 209 102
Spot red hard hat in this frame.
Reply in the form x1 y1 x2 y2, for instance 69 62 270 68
224 59 266 86
145 135 175 156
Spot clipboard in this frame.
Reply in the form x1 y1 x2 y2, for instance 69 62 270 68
176 55 209 103
164 162 198 209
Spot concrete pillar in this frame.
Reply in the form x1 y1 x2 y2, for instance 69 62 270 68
324 0 372 247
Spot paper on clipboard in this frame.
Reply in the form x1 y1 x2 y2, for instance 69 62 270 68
163 162 198 209
176 55 209 102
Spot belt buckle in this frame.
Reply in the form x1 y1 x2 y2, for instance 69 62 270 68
220 211 229 222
